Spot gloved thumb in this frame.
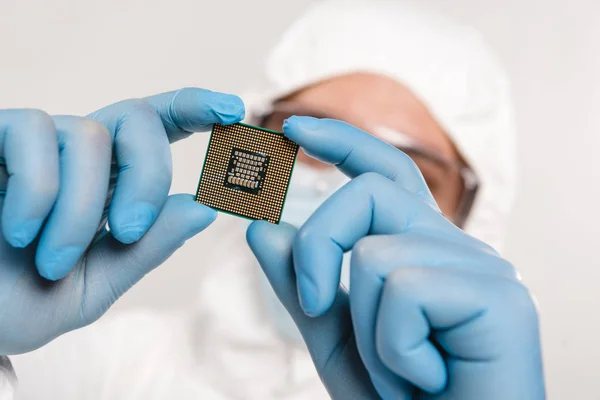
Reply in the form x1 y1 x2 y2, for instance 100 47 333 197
247 221 378 399
75 194 216 327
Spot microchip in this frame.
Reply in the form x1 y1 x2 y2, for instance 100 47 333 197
195 123 299 224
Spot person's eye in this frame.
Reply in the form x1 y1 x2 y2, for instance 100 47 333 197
262 113 291 131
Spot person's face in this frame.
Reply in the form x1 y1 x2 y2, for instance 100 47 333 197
261 72 466 224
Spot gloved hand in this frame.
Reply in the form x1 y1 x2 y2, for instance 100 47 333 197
0 88 245 355
247 117 546 400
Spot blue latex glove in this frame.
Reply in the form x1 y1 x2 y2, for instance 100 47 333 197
0 88 244 355
247 116 546 400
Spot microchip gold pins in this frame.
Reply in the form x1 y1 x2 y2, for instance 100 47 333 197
196 123 299 224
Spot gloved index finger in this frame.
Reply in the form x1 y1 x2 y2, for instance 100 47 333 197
283 116 439 211
143 88 245 143
0 109 59 248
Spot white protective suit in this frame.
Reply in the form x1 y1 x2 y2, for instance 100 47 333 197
5 1 516 399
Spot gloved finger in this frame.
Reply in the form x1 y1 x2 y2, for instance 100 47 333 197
349 234 513 399
246 220 381 400
294 172 456 316
282 116 439 211
0 109 59 248
35 116 112 281
93 99 174 245
375 267 544 399
77 194 216 326
143 87 246 142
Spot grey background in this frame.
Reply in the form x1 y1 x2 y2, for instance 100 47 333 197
1 0 599 398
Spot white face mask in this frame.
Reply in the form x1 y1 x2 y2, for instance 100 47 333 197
260 162 352 344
